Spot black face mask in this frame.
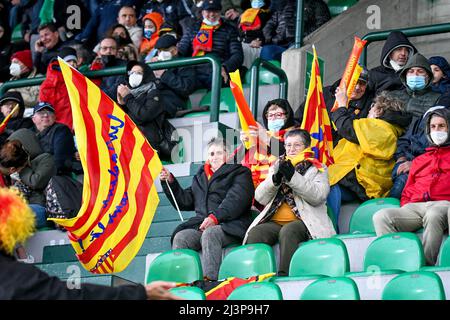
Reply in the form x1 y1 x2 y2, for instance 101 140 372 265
113 35 129 47
101 55 116 66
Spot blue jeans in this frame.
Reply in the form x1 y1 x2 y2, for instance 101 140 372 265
389 161 409 199
29 204 48 229
260 45 289 61
327 184 358 233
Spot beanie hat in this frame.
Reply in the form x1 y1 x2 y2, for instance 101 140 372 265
11 50 33 70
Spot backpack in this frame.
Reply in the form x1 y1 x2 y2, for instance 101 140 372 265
45 175 83 219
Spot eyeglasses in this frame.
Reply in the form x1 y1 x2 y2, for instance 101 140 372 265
285 143 304 150
128 71 143 76
35 110 54 117
266 112 286 120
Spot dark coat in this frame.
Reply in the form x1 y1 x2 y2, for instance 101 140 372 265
156 64 196 102
0 250 147 300
162 164 255 242
177 19 243 74
32 39 66 75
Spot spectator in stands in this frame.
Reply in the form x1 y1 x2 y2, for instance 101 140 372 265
31 102 76 176
0 92 34 146
139 12 164 62
238 0 271 69
33 23 66 74
429 56 450 95
178 0 243 89
327 91 411 227
0 128 56 228
221 0 243 24
153 35 196 108
388 53 442 198
95 23 139 62
7 49 41 108
75 0 137 48
117 60 180 160
374 107 450 266
90 37 127 100
261 0 330 61
117 5 142 49
0 187 181 300
235 98 297 188
39 47 79 131
160 137 254 280
295 68 374 143
244 129 335 276
368 31 417 93
0 18 12 82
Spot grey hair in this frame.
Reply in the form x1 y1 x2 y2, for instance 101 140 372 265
283 128 311 147
207 137 229 153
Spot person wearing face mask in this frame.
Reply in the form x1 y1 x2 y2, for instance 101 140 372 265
159 137 254 280
374 106 450 266
90 37 128 100
238 0 271 69
387 53 444 199
117 60 181 160
327 91 411 229
368 31 417 94
139 12 164 61
6 50 42 108
177 0 243 89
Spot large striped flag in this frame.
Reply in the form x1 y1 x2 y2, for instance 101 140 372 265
301 46 334 166
53 58 162 274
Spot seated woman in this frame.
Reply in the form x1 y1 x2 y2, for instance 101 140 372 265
0 128 56 228
159 138 254 280
429 56 450 94
327 90 411 226
244 129 335 277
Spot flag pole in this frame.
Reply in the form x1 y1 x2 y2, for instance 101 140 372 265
165 180 184 222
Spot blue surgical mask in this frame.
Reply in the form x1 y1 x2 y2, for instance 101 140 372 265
144 28 155 39
406 75 427 91
251 0 264 8
203 18 220 26
268 119 285 132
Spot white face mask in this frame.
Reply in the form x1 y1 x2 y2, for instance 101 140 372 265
203 18 220 26
158 50 172 61
430 131 448 145
129 73 143 88
389 59 403 71
9 63 21 77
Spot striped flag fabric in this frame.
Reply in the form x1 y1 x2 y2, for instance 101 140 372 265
301 46 334 166
53 58 162 274
0 104 19 134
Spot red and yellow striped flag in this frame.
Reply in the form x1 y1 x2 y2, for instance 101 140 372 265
53 58 162 274
301 46 334 167
0 103 19 134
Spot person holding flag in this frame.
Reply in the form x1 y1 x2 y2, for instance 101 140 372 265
0 92 34 145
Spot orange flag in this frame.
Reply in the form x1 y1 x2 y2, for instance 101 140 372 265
54 58 162 274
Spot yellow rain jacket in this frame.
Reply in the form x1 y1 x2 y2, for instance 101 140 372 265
328 118 404 199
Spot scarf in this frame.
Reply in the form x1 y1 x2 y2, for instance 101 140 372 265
203 161 214 180
240 8 261 31
285 147 324 172
192 22 221 57
130 81 157 100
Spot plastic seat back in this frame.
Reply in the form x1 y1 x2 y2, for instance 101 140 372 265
289 238 350 277
218 244 276 279
364 232 425 272
301 277 360 300
169 286 206 300
227 282 282 300
382 271 445 300
199 87 237 112
349 198 400 234
146 249 203 284
437 237 450 267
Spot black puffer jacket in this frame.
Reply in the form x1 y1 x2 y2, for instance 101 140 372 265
0 250 147 300
177 19 243 73
368 31 417 93
163 163 254 242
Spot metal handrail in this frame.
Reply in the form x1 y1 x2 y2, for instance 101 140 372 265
249 58 288 116
360 22 450 67
294 0 305 49
0 55 223 122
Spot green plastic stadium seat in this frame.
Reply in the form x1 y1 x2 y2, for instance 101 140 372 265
244 60 281 85
421 237 450 272
327 0 358 17
349 198 400 235
218 244 276 280
300 277 360 300
146 249 203 284
382 271 445 300
227 282 282 300
362 232 425 273
198 87 237 113
289 238 350 277
169 286 206 300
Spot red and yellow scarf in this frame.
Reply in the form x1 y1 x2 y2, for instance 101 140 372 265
193 21 222 57
239 8 261 31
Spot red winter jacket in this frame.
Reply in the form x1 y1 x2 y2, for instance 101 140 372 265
401 145 450 206
39 60 73 131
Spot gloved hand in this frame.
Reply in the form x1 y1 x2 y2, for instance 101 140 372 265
272 160 283 185
278 159 295 181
